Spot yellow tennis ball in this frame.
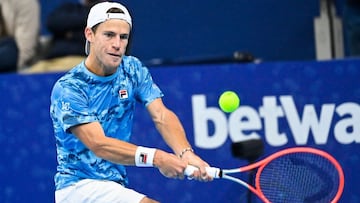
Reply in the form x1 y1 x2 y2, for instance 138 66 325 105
218 91 240 113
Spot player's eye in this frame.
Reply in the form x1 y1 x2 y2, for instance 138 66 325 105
104 32 116 38
120 34 129 40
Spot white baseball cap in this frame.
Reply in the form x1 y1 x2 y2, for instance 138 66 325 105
85 1 132 55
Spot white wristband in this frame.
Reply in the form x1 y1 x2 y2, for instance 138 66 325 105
135 146 156 167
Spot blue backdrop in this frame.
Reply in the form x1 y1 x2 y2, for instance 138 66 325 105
39 0 347 62
0 58 359 202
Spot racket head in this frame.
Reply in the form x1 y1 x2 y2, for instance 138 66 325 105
255 147 344 203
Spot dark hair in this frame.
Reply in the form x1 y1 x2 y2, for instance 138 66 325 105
91 7 125 32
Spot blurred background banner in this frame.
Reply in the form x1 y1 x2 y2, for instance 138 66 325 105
38 0 350 63
0 58 359 202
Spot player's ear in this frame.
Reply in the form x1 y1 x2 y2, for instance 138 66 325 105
84 27 94 42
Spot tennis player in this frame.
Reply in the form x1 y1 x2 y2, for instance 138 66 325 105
50 2 212 203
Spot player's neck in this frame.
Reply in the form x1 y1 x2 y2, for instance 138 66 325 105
85 57 118 76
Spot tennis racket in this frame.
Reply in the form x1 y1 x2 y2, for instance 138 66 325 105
184 147 344 203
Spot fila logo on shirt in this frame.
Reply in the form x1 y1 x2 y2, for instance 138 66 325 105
119 89 128 99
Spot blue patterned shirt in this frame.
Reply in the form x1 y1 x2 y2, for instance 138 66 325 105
50 56 163 190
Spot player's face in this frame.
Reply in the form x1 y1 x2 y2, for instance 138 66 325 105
88 19 130 73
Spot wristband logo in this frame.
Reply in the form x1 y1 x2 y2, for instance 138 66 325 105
139 152 148 164
191 94 360 149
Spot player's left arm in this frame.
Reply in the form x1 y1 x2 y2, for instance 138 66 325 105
147 98 212 181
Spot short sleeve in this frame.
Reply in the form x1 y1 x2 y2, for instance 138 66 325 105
132 60 163 106
50 81 97 133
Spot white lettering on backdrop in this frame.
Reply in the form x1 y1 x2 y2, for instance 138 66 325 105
192 95 360 148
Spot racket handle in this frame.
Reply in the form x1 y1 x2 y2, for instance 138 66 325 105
184 165 221 178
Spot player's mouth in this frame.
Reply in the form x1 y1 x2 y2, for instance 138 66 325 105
108 53 122 58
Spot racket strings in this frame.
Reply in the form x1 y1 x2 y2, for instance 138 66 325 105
258 153 340 203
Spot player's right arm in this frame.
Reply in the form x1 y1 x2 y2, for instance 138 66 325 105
70 122 137 165
70 122 187 179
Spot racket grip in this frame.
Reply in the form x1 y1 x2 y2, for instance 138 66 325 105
184 165 221 178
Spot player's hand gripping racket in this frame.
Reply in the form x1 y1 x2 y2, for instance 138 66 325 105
185 147 344 203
